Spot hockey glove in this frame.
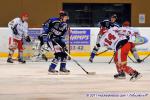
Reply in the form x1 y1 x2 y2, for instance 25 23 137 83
25 36 31 42
12 24 18 35
63 46 68 52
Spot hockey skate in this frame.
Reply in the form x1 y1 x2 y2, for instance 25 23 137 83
114 72 126 79
59 68 70 75
89 57 93 63
7 58 13 63
130 71 142 82
18 58 26 64
48 68 59 75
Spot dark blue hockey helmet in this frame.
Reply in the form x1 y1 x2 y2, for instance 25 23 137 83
111 14 117 19
59 10 68 17
100 19 111 29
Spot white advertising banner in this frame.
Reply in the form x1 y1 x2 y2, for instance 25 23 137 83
0 27 150 57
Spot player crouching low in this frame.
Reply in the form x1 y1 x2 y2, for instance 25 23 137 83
7 12 31 63
42 11 70 74
99 22 142 81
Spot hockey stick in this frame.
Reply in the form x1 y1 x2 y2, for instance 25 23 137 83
109 54 115 64
142 53 150 61
109 53 135 64
53 40 96 75
95 49 109 56
128 55 135 63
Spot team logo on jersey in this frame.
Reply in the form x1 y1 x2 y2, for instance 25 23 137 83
51 28 61 35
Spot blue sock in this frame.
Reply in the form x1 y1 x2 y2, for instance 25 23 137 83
60 63 66 70
90 52 96 59
49 63 57 70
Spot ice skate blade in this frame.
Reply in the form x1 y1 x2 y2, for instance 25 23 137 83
59 72 70 75
48 72 59 75
19 62 26 64
87 72 96 75
114 77 126 79
130 74 142 82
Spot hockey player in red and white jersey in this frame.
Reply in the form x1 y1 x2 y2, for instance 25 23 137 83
99 22 142 81
89 20 110 62
89 14 120 63
7 12 31 63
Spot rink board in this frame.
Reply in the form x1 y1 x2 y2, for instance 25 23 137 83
0 27 150 57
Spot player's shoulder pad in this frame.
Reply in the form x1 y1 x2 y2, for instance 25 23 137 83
113 22 120 27
13 17 20 22
23 21 28 27
61 22 68 26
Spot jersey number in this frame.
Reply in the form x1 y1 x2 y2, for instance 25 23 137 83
104 33 116 45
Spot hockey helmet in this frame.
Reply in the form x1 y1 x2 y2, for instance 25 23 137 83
100 19 111 29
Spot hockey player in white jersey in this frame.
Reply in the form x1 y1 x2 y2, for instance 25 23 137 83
89 20 111 62
7 12 31 63
89 14 120 63
99 22 142 81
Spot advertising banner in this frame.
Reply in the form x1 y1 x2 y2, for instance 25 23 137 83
69 29 90 53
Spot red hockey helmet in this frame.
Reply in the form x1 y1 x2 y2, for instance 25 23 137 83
20 12 29 18
122 21 130 27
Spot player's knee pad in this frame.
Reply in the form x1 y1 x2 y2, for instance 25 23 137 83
51 58 59 65
59 52 67 59
116 61 127 67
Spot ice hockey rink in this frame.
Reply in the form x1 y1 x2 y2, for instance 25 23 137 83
0 56 149 100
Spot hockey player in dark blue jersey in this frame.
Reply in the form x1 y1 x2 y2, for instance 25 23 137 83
110 14 120 27
42 11 70 74
37 11 69 62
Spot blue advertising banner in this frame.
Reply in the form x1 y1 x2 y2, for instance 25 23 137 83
69 29 91 52
70 29 90 45
27 28 91 53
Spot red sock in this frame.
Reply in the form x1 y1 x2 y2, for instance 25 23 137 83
116 65 122 73
121 65 135 75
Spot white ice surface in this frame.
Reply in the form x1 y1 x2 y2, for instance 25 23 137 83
0 56 150 100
